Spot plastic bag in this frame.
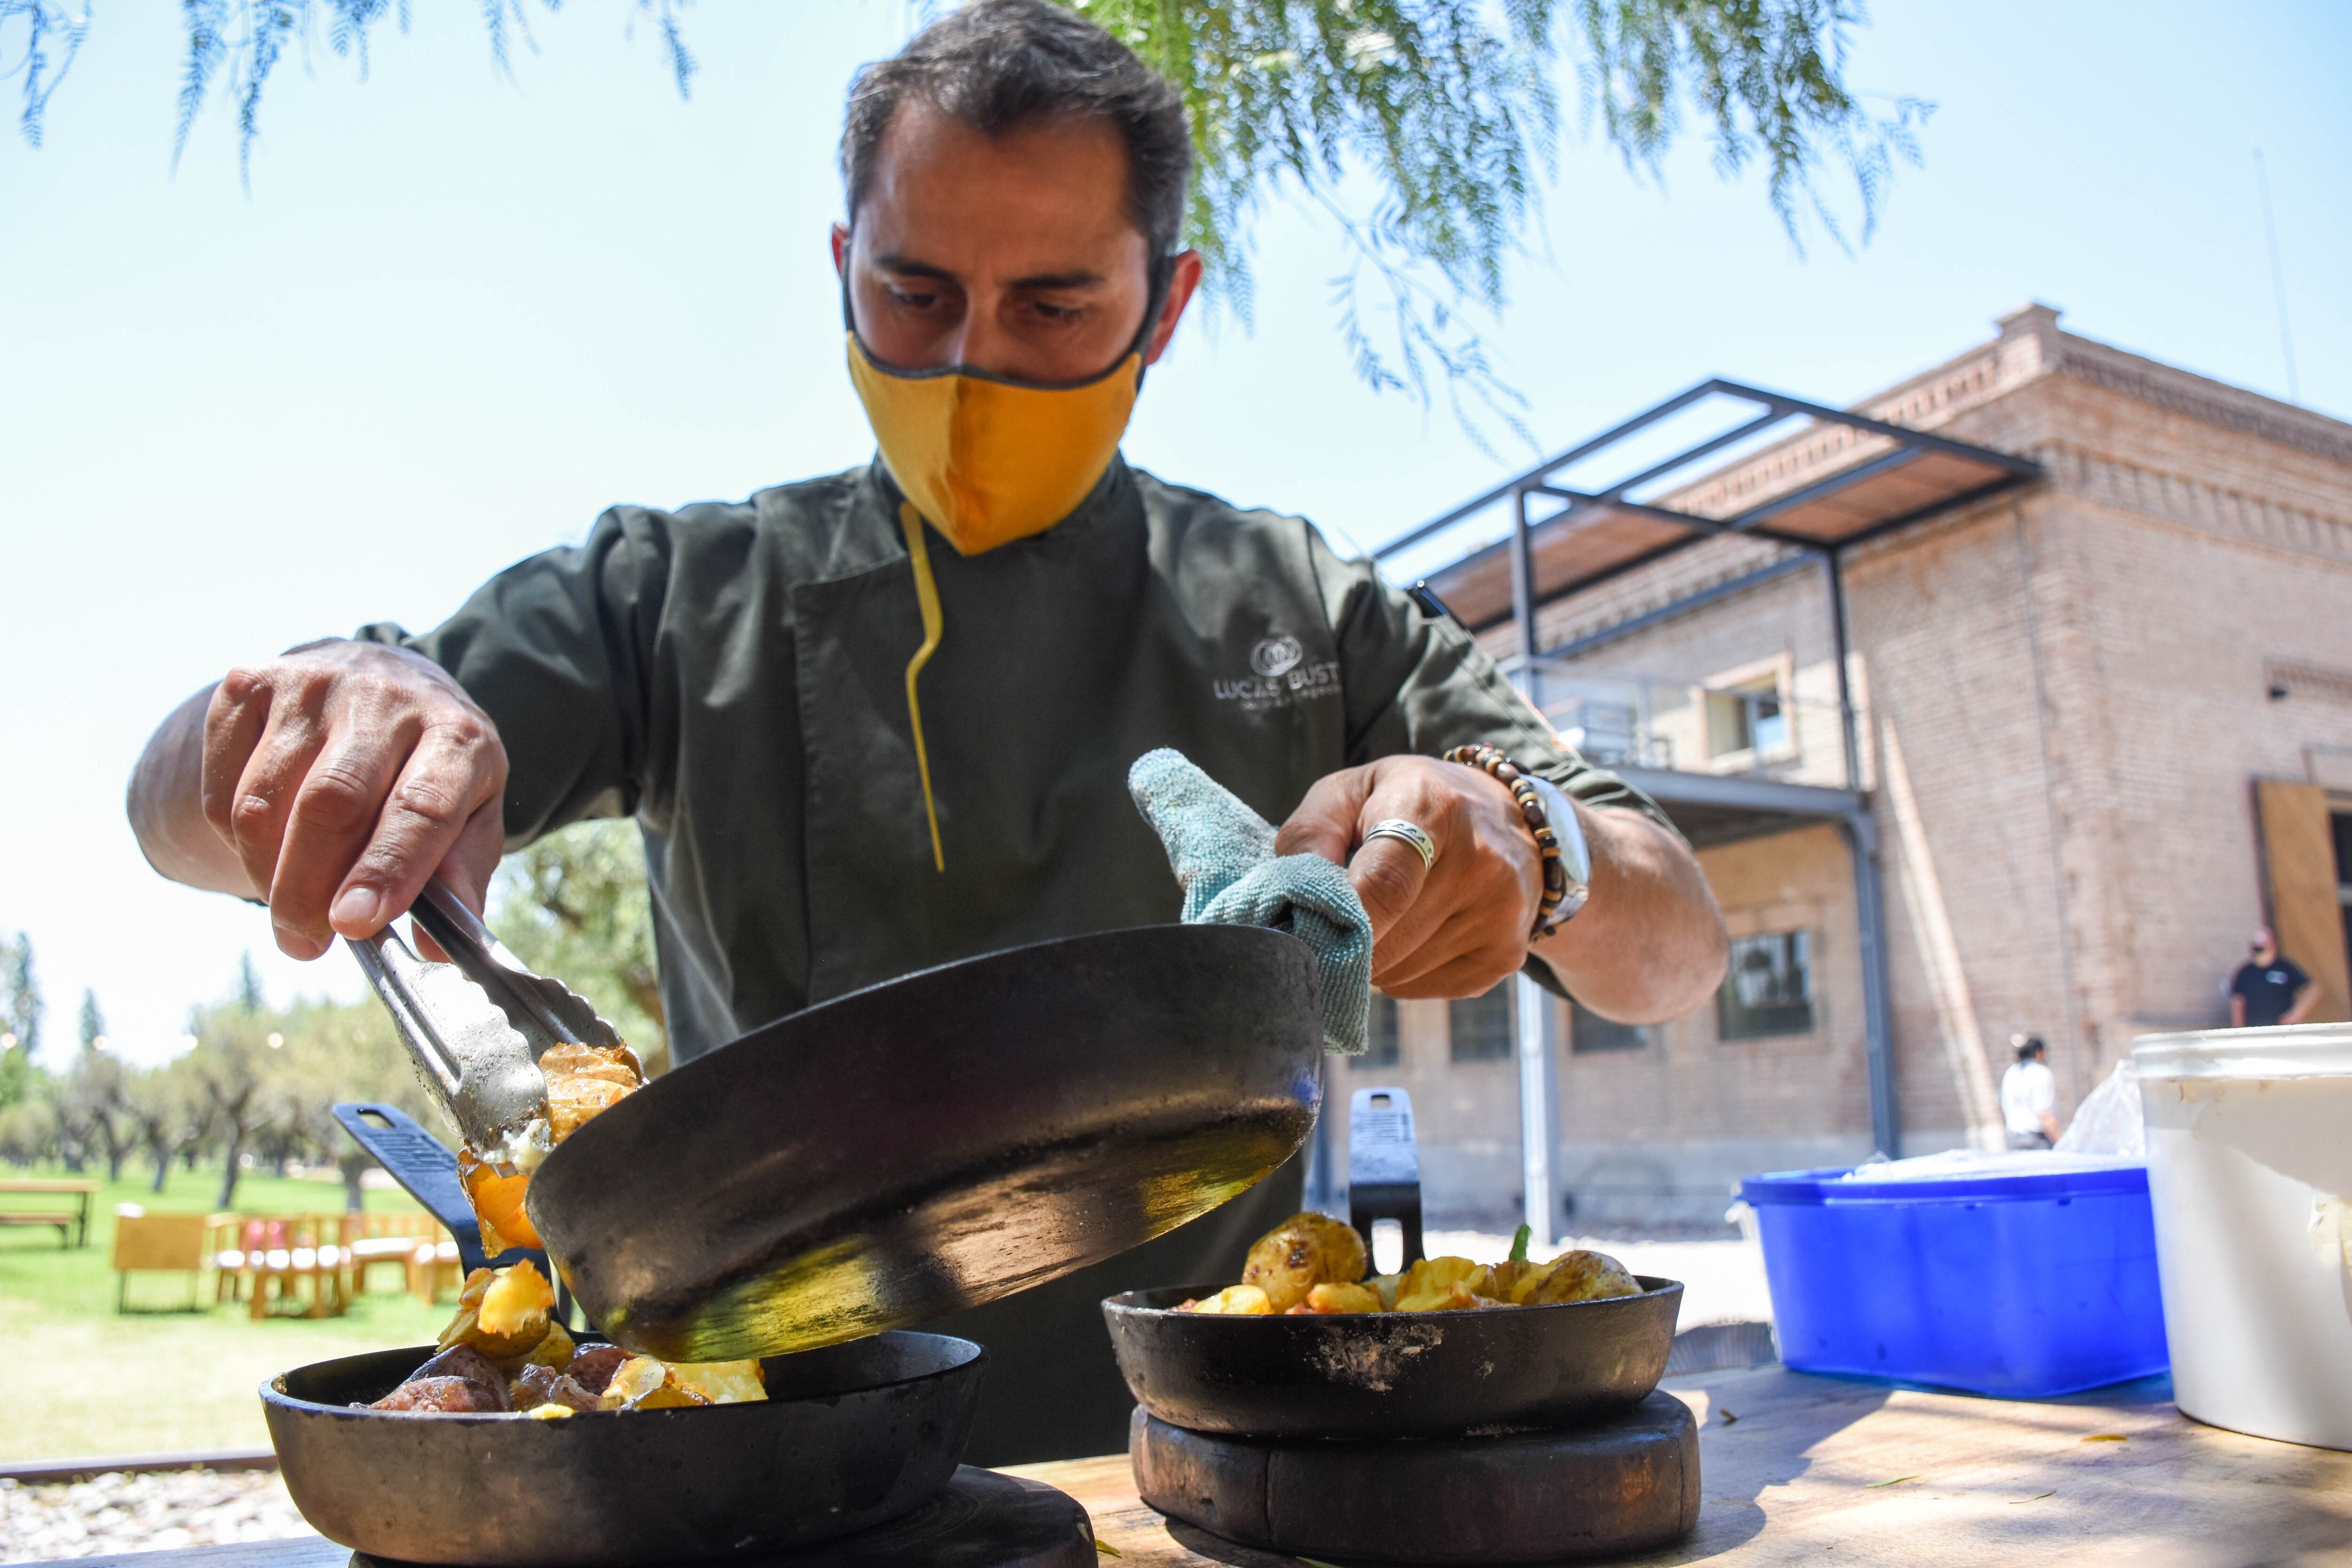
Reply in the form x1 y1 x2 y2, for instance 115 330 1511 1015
1834 1148 2138 1183
2054 1058 2144 1157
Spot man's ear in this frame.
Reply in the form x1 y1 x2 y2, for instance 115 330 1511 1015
831 223 850 277
1142 249 1205 368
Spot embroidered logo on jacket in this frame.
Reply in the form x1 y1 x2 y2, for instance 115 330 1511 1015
1251 635 1304 677
1217 634 1340 711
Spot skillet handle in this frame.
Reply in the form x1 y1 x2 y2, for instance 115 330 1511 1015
1347 1086 1425 1270
333 1102 555 1286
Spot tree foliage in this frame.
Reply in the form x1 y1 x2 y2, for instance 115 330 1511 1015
0 950 434 1211
0 931 38 1109
493 818 669 1075
3 0 1923 439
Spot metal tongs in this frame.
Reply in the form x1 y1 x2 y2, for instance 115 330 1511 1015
345 879 622 1170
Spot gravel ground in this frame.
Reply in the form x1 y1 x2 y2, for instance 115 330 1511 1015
0 1471 318 1560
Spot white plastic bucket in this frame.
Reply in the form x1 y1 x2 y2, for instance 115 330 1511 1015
2134 1024 2352 1450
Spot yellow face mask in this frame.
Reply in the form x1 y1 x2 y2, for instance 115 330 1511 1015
845 333 1142 556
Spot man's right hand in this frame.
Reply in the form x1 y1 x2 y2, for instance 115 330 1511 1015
129 639 508 959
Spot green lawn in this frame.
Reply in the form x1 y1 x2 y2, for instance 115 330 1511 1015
0 1164 451 1459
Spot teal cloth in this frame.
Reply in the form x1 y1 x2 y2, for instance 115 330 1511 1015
1127 748 1372 1055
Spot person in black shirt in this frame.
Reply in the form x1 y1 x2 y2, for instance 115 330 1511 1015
2229 927 2317 1028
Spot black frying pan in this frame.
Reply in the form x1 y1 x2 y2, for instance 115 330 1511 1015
263 1331 983 1566
526 924 1322 1361
1100 1277 1684 1439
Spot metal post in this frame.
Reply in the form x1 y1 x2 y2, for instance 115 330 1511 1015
1844 808 1901 1159
1825 549 1897 1156
1506 486 1563 1243
1824 549 1863 793
1510 488 1539 671
1515 976 1560 1247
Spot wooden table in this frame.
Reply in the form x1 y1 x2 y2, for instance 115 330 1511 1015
0 1178 95 1247
1011 1366 2352 1567
22 1368 2352 1568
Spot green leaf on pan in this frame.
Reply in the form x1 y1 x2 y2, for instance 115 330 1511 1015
1509 1223 1531 1263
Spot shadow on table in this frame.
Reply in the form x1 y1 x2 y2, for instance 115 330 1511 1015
1641 1364 1893 1562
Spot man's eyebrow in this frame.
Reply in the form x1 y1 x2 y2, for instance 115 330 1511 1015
869 254 1107 292
1008 269 1107 291
871 253 955 281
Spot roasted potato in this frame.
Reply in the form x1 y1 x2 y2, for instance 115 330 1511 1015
541 1042 645 1141
1303 1281 1383 1314
1241 1212 1369 1311
1177 1218 1650 1321
598 1356 715 1411
669 1360 769 1405
437 1260 557 1365
1512 1250 1639 1305
1181 1284 1273 1314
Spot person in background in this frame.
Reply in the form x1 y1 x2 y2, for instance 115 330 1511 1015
2229 927 2318 1028
2001 1035 2060 1151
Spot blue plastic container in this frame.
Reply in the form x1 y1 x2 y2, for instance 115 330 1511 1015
1739 1163 2170 1398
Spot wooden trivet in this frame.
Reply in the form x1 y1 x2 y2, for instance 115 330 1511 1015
1130 1392 1699 1563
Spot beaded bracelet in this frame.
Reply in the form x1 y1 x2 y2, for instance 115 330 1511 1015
1443 743 1575 940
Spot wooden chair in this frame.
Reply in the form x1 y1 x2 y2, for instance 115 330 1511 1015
346 1210 458 1299
212 1213 359 1319
110 1210 215 1312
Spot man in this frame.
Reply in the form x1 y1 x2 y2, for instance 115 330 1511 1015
127 0 1726 1461
2000 1035 2059 1151
2229 928 2317 1028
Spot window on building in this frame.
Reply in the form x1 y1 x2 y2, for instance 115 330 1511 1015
1448 983 1514 1062
1719 931 1814 1040
1356 992 1401 1068
1706 678 1788 759
1571 1008 1649 1054
2334 810 2352 988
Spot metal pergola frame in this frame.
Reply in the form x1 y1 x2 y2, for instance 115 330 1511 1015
1370 378 2044 1242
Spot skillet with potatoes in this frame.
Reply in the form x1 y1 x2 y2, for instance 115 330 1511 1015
1102 1211 1681 1440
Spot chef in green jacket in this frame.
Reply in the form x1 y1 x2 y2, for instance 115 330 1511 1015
129 0 1726 1462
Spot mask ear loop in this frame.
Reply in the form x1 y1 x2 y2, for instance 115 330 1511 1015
897 501 948 874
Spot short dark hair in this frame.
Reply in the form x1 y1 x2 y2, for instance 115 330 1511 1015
841 0 1191 260
2015 1035 2047 1062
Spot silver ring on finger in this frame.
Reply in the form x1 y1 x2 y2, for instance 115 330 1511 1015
1363 818 1437 871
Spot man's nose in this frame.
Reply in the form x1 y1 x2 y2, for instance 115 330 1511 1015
941 291 1017 376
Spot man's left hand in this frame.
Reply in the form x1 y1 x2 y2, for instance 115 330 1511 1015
1276 756 1538 999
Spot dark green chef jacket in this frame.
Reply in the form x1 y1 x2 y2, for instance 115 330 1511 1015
361 454 1667 1463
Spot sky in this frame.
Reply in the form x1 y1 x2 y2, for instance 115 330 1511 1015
2 0 2345 1068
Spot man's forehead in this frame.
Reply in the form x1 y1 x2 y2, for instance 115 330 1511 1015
853 100 1145 279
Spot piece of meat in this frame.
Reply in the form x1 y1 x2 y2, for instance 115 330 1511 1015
360 1344 512 1413
563 1345 633 1396
405 1343 510 1398
510 1364 600 1413
367 1376 509 1414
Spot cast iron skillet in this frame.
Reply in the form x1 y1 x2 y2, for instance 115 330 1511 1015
526 923 1322 1362
1101 1276 1684 1439
264 1330 982 1566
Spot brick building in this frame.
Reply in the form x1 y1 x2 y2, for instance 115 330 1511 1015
1327 305 2352 1229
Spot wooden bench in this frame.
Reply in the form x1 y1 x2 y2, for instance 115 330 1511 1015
0 1178 96 1247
